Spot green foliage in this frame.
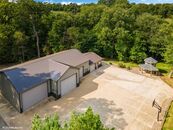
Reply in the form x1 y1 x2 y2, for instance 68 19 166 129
98 0 128 6
32 114 61 130
32 114 42 130
130 31 147 63
164 44 173 65
67 107 109 130
163 102 173 130
105 59 138 68
114 27 132 61
31 107 114 130
126 66 131 70
156 62 172 74
0 0 173 67
118 63 126 68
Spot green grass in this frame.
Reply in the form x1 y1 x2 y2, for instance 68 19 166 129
104 59 138 68
156 63 172 75
163 102 173 130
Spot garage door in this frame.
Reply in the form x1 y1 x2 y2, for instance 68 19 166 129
90 64 95 72
22 82 48 111
79 67 83 78
61 74 76 96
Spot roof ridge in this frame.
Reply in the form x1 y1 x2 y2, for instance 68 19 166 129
0 49 78 72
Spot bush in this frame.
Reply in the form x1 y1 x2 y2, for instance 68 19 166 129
31 107 115 130
118 63 126 68
126 66 131 70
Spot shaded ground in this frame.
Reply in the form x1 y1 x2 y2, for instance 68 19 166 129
0 115 8 130
0 64 173 130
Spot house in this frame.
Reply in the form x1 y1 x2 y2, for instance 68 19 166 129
83 52 103 72
0 49 102 112
139 57 159 75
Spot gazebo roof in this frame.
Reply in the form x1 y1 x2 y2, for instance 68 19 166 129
139 64 158 71
144 57 158 64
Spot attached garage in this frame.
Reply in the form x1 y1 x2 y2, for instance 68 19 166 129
90 64 95 72
0 49 102 113
61 74 77 96
22 82 48 111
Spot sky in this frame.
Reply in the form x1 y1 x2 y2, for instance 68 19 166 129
35 0 173 5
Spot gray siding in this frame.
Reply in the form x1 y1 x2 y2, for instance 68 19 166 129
57 68 79 96
96 61 102 69
78 61 90 74
0 73 20 112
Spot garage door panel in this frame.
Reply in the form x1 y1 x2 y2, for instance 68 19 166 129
61 74 76 96
22 82 47 111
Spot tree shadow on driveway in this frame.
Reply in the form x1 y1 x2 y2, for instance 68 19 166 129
63 98 128 130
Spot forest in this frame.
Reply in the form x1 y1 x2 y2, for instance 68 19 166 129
0 0 173 65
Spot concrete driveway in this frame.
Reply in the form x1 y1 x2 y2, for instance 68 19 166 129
1 64 173 130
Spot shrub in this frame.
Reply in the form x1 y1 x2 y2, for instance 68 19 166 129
31 107 115 130
127 66 131 70
118 63 126 68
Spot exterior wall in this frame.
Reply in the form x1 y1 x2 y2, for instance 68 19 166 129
21 82 48 112
95 61 102 69
57 68 79 96
89 63 96 72
0 73 20 112
77 61 90 75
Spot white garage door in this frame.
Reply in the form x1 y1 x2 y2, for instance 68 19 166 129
79 67 83 78
22 82 48 111
90 64 95 72
61 74 76 96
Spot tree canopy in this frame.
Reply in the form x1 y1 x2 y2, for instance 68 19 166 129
0 0 173 64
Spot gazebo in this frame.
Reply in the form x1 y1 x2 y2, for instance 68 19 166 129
144 57 158 66
139 57 159 75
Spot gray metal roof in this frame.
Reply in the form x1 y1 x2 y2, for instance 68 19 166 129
3 60 69 93
51 49 89 67
139 64 158 71
144 57 158 64
0 49 88 72
0 49 91 93
83 52 103 64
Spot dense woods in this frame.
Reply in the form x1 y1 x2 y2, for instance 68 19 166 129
0 0 173 65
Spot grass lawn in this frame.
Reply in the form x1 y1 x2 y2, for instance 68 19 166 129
156 62 173 88
156 63 172 75
163 102 173 130
104 59 138 68
156 63 173 130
